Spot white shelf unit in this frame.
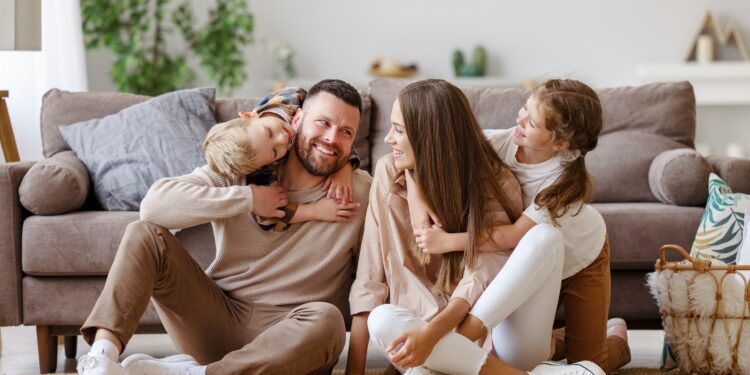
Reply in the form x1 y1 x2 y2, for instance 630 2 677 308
267 76 524 92
637 62 750 106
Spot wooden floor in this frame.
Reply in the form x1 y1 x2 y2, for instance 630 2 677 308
0 327 664 374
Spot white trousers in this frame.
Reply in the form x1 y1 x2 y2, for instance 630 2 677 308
368 224 564 375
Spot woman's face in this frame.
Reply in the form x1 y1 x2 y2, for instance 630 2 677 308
385 99 416 170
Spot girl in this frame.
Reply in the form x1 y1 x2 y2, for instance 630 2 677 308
346 79 602 375
414 79 630 374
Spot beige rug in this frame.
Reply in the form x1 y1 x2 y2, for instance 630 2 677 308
328 368 674 375
55 369 670 375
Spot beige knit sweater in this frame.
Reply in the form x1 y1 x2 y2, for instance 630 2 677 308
140 164 372 309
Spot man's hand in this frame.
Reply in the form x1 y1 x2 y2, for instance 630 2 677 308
324 162 354 203
250 184 288 218
311 197 360 222
414 225 459 254
386 327 439 369
404 170 442 230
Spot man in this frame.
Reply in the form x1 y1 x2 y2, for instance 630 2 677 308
76 79 372 375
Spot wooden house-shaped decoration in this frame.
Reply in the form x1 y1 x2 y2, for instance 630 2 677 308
686 10 750 62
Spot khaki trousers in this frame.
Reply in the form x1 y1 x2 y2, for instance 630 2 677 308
81 220 346 375
551 238 631 374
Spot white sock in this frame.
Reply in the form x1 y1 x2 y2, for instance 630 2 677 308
187 365 207 375
90 339 119 362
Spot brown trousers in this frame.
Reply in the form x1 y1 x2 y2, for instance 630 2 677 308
550 238 631 374
81 220 346 375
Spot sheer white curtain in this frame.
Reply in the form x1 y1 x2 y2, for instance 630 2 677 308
42 0 88 92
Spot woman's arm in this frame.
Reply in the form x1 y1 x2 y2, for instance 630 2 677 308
416 215 537 254
345 313 370 375
387 298 471 369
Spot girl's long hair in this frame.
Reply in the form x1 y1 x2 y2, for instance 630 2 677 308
532 79 603 225
399 79 521 294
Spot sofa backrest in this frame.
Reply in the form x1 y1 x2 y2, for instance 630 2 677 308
367 79 696 203
40 89 374 170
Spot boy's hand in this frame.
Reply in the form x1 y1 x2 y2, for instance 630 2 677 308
324 162 354 203
250 184 288 218
312 198 360 222
404 170 442 230
414 225 456 254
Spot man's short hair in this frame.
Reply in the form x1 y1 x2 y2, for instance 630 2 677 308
306 79 362 113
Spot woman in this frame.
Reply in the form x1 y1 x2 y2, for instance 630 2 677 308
346 79 601 375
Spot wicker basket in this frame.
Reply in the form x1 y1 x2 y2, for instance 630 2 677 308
648 244 750 374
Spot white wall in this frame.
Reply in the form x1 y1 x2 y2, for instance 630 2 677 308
7 1 750 161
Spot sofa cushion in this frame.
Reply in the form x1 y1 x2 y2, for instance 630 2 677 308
690 173 750 264
649 148 710 206
41 89 150 158
594 202 704 270
18 151 91 215
22 277 162 326
22 212 215 275
587 133 687 203
59 87 216 211
368 79 696 202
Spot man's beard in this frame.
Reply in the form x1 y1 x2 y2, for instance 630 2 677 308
294 126 348 177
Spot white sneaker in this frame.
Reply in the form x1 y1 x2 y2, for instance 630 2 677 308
529 360 605 375
121 353 200 375
76 352 127 375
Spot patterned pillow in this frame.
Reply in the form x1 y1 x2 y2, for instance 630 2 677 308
690 173 750 264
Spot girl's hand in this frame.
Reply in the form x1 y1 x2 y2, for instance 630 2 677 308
386 327 439 369
414 225 455 254
404 170 442 230
323 163 354 203
312 197 360 222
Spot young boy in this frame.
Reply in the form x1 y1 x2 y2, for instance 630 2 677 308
203 87 360 230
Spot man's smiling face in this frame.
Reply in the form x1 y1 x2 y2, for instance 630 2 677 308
293 92 360 176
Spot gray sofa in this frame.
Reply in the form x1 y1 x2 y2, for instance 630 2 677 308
2 79 749 373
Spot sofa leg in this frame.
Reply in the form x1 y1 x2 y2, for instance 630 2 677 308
36 326 58 373
64 335 77 358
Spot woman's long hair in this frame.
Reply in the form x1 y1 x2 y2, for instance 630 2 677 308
399 79 521 294
532 79 602 225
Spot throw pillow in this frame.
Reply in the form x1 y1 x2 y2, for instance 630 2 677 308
736 209 750 279
59 87 216 211
648 148 711 206
18 151 91 215
690 173 750 264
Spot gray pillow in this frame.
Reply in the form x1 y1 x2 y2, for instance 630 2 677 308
59 87 216 211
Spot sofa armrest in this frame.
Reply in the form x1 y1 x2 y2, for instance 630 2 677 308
0 161 35 325
707 156 750 194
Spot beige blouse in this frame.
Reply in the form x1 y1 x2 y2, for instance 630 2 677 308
350 155 523 320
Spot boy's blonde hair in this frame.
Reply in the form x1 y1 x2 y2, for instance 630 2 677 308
202 118 258 180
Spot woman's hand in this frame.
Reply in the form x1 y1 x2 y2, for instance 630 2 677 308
404 170 442 230
386 327 439 369
414 225 459 254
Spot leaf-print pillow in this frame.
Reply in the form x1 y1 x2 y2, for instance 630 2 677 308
690 173 750 264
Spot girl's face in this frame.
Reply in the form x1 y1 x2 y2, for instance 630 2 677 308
513 95 568 157
385 99 416 171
